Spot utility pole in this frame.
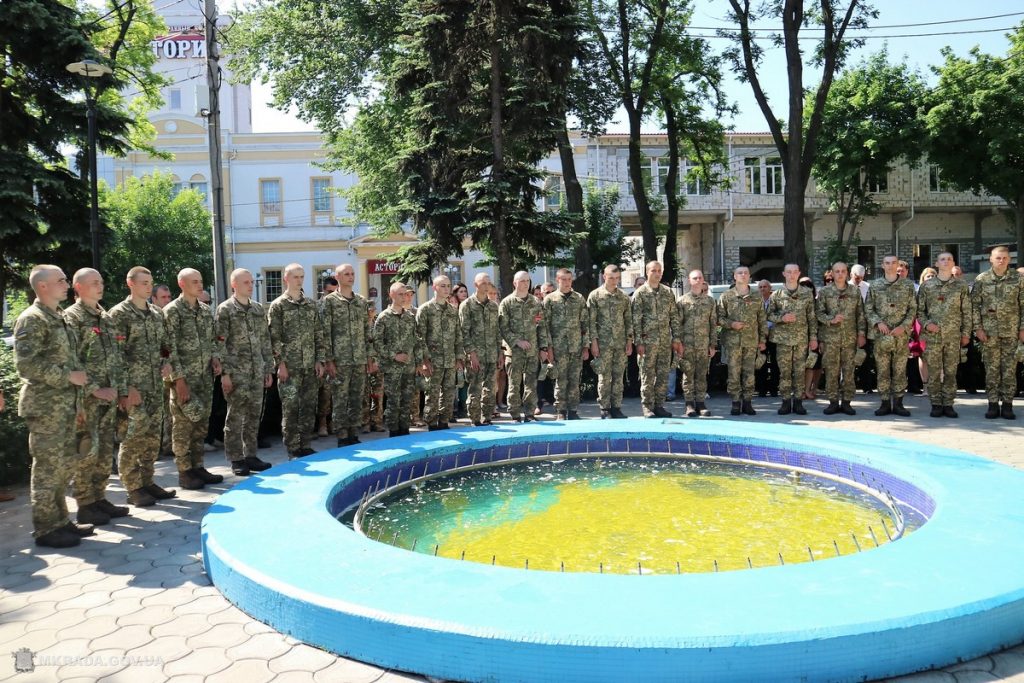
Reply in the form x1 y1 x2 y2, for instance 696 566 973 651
204 0 228 302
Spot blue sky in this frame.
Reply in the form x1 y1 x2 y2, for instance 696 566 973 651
248 1 1023 134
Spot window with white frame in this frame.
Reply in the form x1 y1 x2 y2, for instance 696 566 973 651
544 176 562 209
765 157 783 194
743 157 761 194
682 160 711 195
635 157 656 196
168 88 181 110
657 161 670 196
260 179 282 225
928 164 950 193
864 171 888 194
315 267 336 296
312 177 333 213
262 269 283 302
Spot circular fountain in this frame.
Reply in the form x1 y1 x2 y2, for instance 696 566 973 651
201 420 1024 682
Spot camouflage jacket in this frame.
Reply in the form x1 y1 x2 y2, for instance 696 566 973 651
498 293 550 354
767 285 817 347
631 283 681 348
865 277 917 340
65 301 126 398
917 276 971 343
459 295 501 361
108 297 168 394
268 293 326 371
815 283 866 343
587 286 634 350
215 296 273 383
321 291 373 365
717 287 767 349
13 302 82 418
163 295 218 384
971 269 1024 339
373 306 421 370
417 299 462 368
677 292 718 351
544 289 589 353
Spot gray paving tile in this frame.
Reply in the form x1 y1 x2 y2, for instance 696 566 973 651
206 658 275 683
162 646 233 677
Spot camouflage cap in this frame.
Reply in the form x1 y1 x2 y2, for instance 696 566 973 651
804 351 819 369
1016 342 1024 363
754 352 766 370
854 348 867 367
178 397 207 423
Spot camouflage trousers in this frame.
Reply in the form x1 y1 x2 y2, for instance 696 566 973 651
27 408 77 537
224 380 263 461
596 348 627 410
317 377 332 421
170 381 212 473
159 382 173 456
638 342 671 410
552 351 583 412
119 390 163 491
923 336 962 406
679 348 711 404
981 336 1019 402
726 345 756 401
821 340 857 402
382 364 415 432
873 334 908 399
466 360 498 422
362 369 383 427
505 349 540 419
424 365 457 425
331 364 366 434
776 344 808 400
278 367 318 454
74 397 116 505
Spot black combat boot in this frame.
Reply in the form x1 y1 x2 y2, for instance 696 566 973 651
892 397 911 417
231 460 251 476
777 399 792 415
1002 401 1016 420
194 467 224 484
145 483 176 500
696 402 710 417
96 499 130 518
567 411 581 420
653 405 672 418
730 401 741 415
875 400 892 416
600 409 610 419
930 404 944 418
840 401 856 415
610 407 627 419
178 469 206 490
943 405 958 418
35 527 81 548
793 399 807 415
685 402 697 418
823 401 840 415
741 400 756 416
76 502 110 526
985 402 1001 419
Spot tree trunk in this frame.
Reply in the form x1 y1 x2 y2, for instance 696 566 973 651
488 0 514 295
558 125 591 291
662 95 681 285
783 170 809 273
626 108 657 261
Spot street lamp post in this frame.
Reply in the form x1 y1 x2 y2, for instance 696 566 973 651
66 59 112 271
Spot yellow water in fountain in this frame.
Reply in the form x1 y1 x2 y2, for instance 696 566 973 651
360 458 899 574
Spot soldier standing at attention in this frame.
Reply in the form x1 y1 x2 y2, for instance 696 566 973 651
767 264 818 416
15 265 92 547
375 282 427 436
865 255 917 416
322 263 375 445
972 245 1024 419
917 253 971 418
499 271 550 422
316 276 338 438
215 269 274 475
65 269 129 525
417 275 463 430
816 262 866 415
150 285 174 460
587 264 633 419
269 263 326 457
718 265 767 416
676 270 717 418
164 269 223 489
108 267 174 507
460 273 502 426
631 261 683 418
544 268 589 420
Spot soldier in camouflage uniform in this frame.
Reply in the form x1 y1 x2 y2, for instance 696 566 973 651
815 262 866 415
631 261 683 418
544 268 589 420
499 271 551 422
268 263 327 457
718 266 767 415
65 268 129 525
972 245 1024 419
164 269 223 489
865 255 917 416
215 269 274 476
374 282 426 436
417 276 463 429
587 265 634 419
676 270 717 418
460 273 502 426
150 285 174 460
767 264 818 416
917 253 971 418
362 305 384 431
109 267 175 507
322 263 376 445
15 265 92 547
316 276 338 437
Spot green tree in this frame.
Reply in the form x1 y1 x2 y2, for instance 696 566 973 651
811 51 927 262
99 172 213 302
926 27 1024 254
552 182 642 276
722 0 875 273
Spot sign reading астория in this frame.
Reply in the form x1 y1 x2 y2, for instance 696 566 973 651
151 27 206 59
368 260 401 275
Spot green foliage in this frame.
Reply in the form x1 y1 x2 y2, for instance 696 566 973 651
0 345 30 486
100 172 213 302
554 182 641 273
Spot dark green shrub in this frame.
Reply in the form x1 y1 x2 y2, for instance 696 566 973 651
0 344 30 486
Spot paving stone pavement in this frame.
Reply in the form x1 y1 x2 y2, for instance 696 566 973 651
1 392 1022 682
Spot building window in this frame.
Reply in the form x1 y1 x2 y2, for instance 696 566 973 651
866 172 888 194
311 177 332 214
682 160 711 196
260 179 282 226
262 269 283 302
634 157 656 196
743 157 761 194
857 246 876 279
657 161 670 196
544 177 562 209
315 267 336 297
168 88 181 111
189 181 208 198
929 164 950 193
765 157 783 194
